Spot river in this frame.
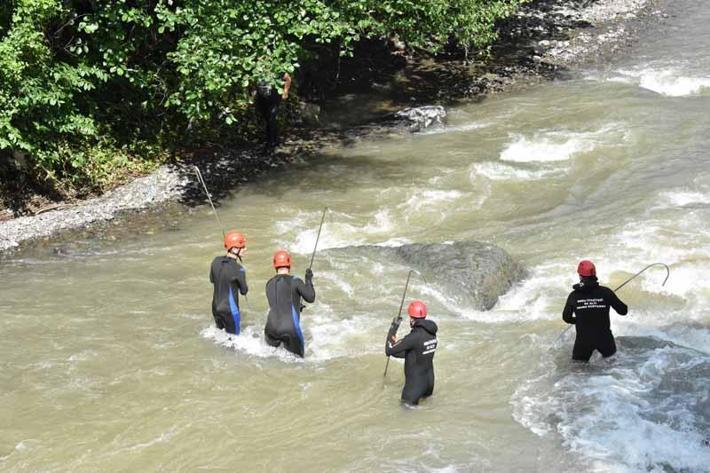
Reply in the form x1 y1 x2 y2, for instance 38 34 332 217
1 1 709 472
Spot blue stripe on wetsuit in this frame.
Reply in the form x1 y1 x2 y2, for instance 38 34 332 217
291 304 304 345
228 287 241 335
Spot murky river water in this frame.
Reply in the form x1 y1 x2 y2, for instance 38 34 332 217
2 1 709 472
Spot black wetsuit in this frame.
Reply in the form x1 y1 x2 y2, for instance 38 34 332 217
385 318 438 405
264 274 315 357
255 82 282 148
562 277 628 362
209 256 248 334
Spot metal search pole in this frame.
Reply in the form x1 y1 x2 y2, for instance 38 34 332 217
384 270 415 378
309 207 328 270
193 165 225 237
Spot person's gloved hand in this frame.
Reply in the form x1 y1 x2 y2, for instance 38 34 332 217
305 268 313 283
387 316 401 341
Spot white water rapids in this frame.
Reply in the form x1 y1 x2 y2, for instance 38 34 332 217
1 0 709 471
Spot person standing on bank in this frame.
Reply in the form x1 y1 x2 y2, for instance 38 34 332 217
563 260 628 362
209 231 249 335
255 73 292 150
264 250 315 357
385 300 438 406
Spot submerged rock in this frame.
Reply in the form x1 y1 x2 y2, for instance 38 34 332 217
394 105 446 131
324 240 524 310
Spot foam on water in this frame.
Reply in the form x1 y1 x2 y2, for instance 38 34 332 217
277 208 399 254
371 236 414 247
492 262 570 321
609 67 710 97
656 188 710 208
413 275 556 324
470 161 568 181
397 190 475 225
418 121 489 135
201 325 304 363
612 186 710 308
362 208 397 234
400 190 466 213
201 302 383 363
501 133 590 163
499 125 623 163
500 123 628 163
618 320 710 357
395 466 462 473
306 306 381 361
512 340 710 473
602 181 710 316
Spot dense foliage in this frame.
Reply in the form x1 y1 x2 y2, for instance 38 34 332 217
0 0 526 195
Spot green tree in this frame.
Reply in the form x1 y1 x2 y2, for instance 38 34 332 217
0 0 527 195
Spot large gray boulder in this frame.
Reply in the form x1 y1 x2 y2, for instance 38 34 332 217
323 241 524 310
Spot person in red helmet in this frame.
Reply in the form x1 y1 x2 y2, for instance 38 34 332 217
385 300 438 406
562 260 628 361
264 250 315 357
209 231 249 335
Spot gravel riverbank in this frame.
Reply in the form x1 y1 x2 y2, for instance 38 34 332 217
0 0 661 254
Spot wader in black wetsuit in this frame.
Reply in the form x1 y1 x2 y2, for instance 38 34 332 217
209 256 248 335
385 318 438 405
264 273 315 357
255 83 281 148
563 276 628 362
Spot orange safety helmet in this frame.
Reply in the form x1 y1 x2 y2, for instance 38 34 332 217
407 300 427 318
577 260 596 277
273 249 292 269
224 231 246 251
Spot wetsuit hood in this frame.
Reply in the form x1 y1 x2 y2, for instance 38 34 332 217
413 318 437 335
573 276 599 293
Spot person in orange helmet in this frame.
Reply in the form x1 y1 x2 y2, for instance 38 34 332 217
385 300 438 406
209 231 249 335
563 260 628 361
264 249 315 357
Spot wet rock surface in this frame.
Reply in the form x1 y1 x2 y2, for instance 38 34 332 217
393 106 447 131
324 241 525 311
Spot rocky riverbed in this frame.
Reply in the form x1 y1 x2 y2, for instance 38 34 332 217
0 0 661 254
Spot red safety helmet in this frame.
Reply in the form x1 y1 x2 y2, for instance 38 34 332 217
273 250 292 269
224 231 246 251
577 260 596 277
407 300 427 319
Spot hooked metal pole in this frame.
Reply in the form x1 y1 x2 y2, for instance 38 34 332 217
612 263 670 292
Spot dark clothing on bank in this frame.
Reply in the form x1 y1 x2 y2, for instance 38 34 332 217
209 256 248 335
385 318 438 405
255 83 282 148
562 277 628 362
264 274 315 357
